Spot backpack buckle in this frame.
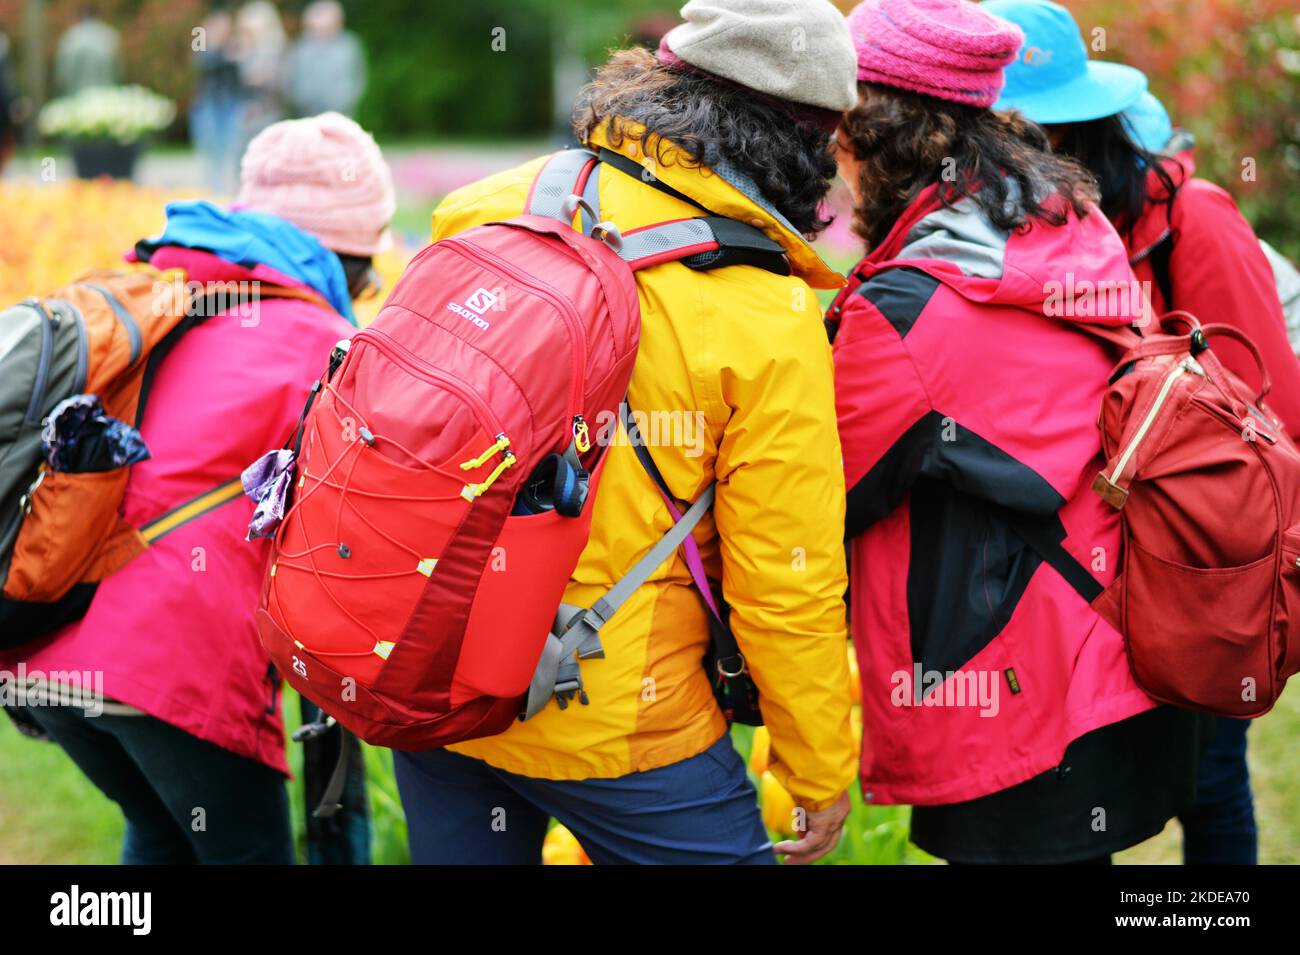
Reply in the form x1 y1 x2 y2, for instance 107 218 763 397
558 194 624 253
553 658 590 709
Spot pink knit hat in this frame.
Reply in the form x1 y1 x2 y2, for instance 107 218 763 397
847 0 1024 108
237 112 396 257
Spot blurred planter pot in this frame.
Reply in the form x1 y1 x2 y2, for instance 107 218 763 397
69 139 142 180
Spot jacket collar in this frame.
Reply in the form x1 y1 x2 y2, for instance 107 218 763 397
588 120 845 290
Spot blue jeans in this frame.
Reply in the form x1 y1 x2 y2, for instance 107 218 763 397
394 733 776 864
1180 716 1257 865
24 705 293 865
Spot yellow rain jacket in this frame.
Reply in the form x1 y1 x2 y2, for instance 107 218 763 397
434 122 855 810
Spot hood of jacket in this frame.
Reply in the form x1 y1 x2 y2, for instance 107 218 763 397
837 179 1145 335
134 200 356 323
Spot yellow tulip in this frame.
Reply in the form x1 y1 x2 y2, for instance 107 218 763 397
847 642 861 705
760 770 798 837
542 824 591 866
748 725 771 777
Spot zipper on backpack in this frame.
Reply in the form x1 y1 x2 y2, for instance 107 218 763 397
440 238 588 425
1108 357 1206 485
572 415 592 453
460 451 517 501
460 434 511 469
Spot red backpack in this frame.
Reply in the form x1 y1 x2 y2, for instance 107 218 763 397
1027 313 1300 717
255 149 777 755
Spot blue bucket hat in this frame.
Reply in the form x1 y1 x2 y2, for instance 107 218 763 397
1122 91 1173 154
981 0 1147 124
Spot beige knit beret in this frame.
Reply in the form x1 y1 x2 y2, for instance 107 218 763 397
662 0 859 113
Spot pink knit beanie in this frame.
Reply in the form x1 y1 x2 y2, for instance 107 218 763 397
237 112 396 257
847 0 1024 108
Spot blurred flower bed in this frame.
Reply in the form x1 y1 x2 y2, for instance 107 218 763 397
0 179 414 326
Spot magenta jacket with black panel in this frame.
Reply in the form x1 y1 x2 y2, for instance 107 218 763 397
828 182 1158 806
5 241 354 774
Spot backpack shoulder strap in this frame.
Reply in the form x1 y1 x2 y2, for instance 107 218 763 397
618 400 758 723
1148 233 1175 308
521 468 716 721
525 148 790 276
520 401 750 722
1005 513 1105 605
526 147 600 220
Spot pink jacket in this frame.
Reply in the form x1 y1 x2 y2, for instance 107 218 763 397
828 183 1157 805
5 247 353 773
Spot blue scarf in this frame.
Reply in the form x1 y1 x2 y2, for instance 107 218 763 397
146 200 356 324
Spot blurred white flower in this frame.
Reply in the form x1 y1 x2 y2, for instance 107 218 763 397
38 85 177 144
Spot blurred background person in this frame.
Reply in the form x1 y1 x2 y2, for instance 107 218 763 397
190 3 244 196
286 1 366 119
53 3 121 95
986 0 1300 437
232 0 286 149
0 28 15 170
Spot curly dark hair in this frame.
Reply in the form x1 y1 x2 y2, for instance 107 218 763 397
839 83 1100 251
572 48 839 237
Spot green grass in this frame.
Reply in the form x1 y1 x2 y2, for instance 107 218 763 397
4 688 1295 864
0 716 122 864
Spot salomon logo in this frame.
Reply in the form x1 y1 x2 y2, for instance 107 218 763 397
292 656 307 679
447 287 496 330
465 288 497 313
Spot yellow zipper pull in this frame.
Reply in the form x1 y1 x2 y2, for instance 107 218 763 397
460 433 510 471
461 451 517 501
572 415 592 454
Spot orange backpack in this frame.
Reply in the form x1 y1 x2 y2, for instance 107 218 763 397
0 269 193 643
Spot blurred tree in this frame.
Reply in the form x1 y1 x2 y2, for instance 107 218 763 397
1072 0 1300 260
346 0 675 141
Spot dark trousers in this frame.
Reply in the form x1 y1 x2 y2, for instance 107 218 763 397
24 705 293 865
394 733 776 865
1180 715 1257 865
